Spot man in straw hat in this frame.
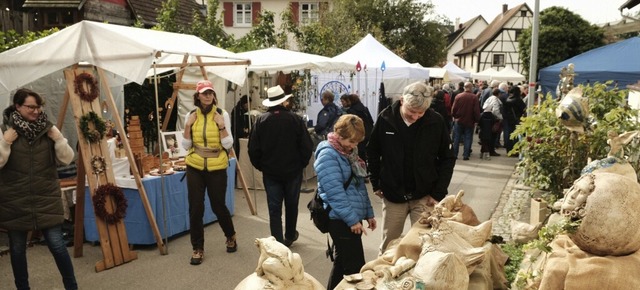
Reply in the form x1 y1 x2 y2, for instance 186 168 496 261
248 85 313 247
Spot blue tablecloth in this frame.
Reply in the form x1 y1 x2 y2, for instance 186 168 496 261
84 159 236 245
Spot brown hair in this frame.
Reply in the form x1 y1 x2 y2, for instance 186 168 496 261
13 88 44 107
193 90 217 107
333 114 365 143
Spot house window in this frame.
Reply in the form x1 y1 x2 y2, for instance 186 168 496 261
300 2 319 25
520 11 527 17
515 30 522 41
493 54 505 66
235 2 252 27
43 9 75 29
463 38 474 48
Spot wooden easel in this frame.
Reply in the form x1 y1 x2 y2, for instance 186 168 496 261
158 56 257 215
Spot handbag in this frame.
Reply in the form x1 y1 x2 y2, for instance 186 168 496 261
307 171 354 233
492 120 503 133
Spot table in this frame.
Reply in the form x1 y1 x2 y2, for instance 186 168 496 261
84 159 236 245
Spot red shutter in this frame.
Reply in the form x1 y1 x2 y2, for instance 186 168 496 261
290 2 299 25
252 2 261 25
223 2 233 27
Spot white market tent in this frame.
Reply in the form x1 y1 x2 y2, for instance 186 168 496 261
332 34 430 80
443 61 471 79
492 66 526 83
236 47 353 74
471 67 499 81
0 20 253 267
0 20 249 99
426 66 466 82
326 34 429 119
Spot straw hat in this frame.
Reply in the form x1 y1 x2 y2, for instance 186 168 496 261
262 85 292 107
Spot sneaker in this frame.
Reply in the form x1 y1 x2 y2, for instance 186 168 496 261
226 235 237 253
190 250 204 265
283 231 299 247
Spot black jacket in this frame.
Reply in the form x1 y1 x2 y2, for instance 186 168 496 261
248 105 313 180
367 101 455 203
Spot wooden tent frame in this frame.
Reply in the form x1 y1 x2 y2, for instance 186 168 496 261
64 56 255 272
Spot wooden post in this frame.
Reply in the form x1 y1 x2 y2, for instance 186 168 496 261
73 149 86 258
96 68 167 255
229 149 256 215
161 55 189 131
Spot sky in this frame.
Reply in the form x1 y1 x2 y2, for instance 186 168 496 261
422 0 636 25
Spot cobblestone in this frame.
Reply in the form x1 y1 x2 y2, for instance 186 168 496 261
490 172 533 241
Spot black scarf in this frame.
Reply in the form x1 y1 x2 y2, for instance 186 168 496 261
10 110 48 142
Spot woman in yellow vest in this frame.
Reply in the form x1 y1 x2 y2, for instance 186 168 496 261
182 80 236 265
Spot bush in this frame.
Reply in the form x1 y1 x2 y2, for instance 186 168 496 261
512 81 640 198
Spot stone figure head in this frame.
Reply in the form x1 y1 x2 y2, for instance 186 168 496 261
561 173 596 219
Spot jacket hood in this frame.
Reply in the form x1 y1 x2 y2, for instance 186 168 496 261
2 106 16 126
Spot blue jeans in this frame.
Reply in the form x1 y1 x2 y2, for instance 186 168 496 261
9 225 78 290
263 172 303 243
452 122 474 158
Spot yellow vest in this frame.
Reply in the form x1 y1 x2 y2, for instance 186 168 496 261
185 107 229 171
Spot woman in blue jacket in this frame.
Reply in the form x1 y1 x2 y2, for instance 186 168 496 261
314 114 376 290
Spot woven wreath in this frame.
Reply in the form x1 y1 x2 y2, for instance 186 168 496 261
79 111 106 143
93 183 127 224
91 156 106 175
74 72 99 102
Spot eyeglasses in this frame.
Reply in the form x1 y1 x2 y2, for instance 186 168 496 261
22 104 42 112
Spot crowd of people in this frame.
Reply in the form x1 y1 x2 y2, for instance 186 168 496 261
0 78 531 289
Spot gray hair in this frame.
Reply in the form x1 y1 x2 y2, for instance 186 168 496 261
401 81 434 111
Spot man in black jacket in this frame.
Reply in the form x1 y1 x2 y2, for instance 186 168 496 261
367 82 456 253
345 94 374 163
248 85 313 246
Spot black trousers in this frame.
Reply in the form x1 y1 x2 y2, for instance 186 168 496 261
327 219 365 290
186 166 235 250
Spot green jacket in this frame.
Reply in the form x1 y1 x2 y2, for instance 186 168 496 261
0 121 64 231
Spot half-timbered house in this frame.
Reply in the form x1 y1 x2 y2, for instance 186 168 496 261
454 3 533 75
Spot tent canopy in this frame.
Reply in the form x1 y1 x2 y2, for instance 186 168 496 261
236 47 353 74
332 34 429 79
425 66 465 82
443 62 471 79
0 20 250 97
539 37 640 96
493 66 526 83
471 67 499 81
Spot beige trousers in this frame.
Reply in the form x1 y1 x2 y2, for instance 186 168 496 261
379 195 433 254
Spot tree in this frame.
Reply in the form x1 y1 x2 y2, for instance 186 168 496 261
231 10 280 52
519 6 604 79
153 0 182 33
190 0 234 48
284 0 448 65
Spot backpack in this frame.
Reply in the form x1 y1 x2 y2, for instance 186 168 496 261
307 171 354 233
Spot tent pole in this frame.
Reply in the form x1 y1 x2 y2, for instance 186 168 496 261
152 62 170 254
96 68 167 255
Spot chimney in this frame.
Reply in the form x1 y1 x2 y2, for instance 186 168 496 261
455 17 460 30
503 4 508 14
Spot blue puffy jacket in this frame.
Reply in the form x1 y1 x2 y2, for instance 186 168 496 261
314 141 374 227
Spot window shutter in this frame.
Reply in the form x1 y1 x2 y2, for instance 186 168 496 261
252 2 261 25
290 2 299 24
223 2 233 27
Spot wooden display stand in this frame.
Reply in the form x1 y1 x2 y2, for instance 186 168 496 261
63 67 166 272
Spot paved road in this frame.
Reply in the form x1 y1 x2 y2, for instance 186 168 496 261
0 141 518 290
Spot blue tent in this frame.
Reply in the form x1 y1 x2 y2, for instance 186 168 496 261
539 37 640 97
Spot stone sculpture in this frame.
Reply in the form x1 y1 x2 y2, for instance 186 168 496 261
234 237 324 290
561 172 640 256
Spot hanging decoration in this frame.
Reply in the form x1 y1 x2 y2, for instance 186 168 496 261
79 111 107 143
91 155 106 175
93 183 128 224
74 72 100 102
